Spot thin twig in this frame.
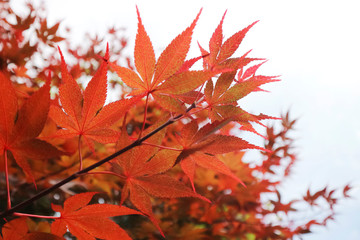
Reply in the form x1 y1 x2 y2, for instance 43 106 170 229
13 212 59 219
138 93 149 139
4 150 11 209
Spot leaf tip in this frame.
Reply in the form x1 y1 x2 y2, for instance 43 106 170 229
221 10 227 23
252 20 260 26
136 5 144 26
191 8 203 29
105 42 110 61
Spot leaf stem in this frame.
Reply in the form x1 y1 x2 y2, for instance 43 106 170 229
195 82 206 103
138 93 149 139
178 105 207 121
13 212 59 219
0 103 196 219
140 141 182 151
78 135 83 171
4 150 11 210
86 170 125 179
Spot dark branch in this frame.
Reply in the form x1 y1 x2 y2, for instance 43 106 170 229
0 103 196 219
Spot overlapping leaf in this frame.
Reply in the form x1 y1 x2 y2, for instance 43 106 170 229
112 130 209 236
51 192 141 240
1 217 64 240
0 218 64 240
48 47 139 151
198 11 258 71
175 120 267 191
110 8 216 112
204 71 279 135
0 217 28 240
0 72 61 182
196 13 279 137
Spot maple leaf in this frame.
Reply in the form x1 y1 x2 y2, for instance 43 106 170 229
0 216 64 239
175 120 267 191
208 11 226 67
204 71 278 119
216 20 258 63
51 192 141 240
110 8 217 112
0 217 28 240
198 11 259 72
48 46 139 152
112 130 210 236
197 13 280 136
203 68 279 137
0 71 61 182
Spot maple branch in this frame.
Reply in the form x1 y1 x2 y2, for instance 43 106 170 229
0 103 196 219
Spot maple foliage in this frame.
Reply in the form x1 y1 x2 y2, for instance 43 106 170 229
0 217 63 240
110 8 218 113
175 120 265 191
111 128 210 236
47 46 139 165
51 192 141 240
0 72 61 184
0 1 352 240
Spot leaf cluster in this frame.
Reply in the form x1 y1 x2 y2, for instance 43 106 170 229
0 1 351 240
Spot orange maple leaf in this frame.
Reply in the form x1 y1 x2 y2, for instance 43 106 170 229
196 13 280 137
0 217 64 240
204 70 279 136
198 11 259 71
0 72 61 183
0 217 28 240
110 7 217 112
175 120 267 191
48 46 139 152
51 192 141 240
111 130 210 236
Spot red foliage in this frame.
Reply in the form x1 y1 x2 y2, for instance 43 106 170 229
51 192 141 240
0 1 351 239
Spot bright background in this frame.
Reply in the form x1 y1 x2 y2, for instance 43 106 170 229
11 0 360 239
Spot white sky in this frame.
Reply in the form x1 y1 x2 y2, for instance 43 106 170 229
11 0 360 239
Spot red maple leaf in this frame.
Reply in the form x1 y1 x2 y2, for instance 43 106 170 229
0 217 28 240
0 217 65 240
110 7 217 112
197 13 280 137
51 192 141 240
48 46 139 153
175 120 268 191
0 71 61 183
111 129 210 236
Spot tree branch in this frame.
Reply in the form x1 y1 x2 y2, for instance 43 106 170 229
0 103 196 219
